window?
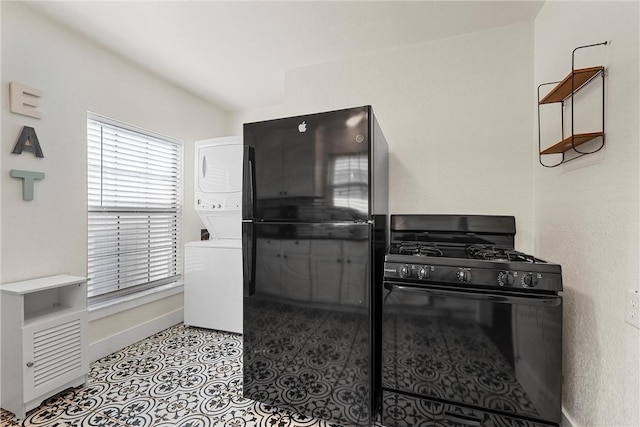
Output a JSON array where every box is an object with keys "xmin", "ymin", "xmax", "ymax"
[
  {"xmin": 330, "ymin": 153, "xmax": 369, "ymax": 213},
  {"xmin": 87, "ymin": 114, "xmax": 182, "ymax": 304}
]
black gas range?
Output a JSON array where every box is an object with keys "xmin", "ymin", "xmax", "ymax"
[
  {"xmin": 384, "ymin": 240, "xmax": 563, "ymax": 294},
  {"xmin": 380, "ymin": 215, "xmax": 563, "ymax": 427}
]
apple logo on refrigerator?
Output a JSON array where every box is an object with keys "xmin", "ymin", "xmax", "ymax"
[{"xmin": 298, "ymin": 121, "xmax": 307, "ymax": 133}]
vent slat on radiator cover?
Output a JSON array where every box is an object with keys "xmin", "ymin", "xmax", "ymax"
[{"xmin": 33, "ymin": 319, "xmax": 82, "ymax": 388}]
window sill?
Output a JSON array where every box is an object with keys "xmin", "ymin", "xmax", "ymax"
[{"xmin": 88, "ymin": 281, "xmax": 184, "ymax": 321}]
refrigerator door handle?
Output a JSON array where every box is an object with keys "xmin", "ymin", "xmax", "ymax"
[
  {"xmin": 242, "ymin": 223, "xmax": 256, "ymax": 297},
  {"xmin": 243, "ymin": 146, "xmax": 256, "ymax": 220}
]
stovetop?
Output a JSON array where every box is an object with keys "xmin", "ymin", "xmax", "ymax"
[
  {"xmin": 389, "ymin": 241, "xmax": 546, "ymax": 263},
  {"xmin": 384, "ymin": 215, "xmax": 563, "ymax": 293}
]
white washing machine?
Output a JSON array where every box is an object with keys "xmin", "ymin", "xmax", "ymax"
[
  {"xmin": 184, "ymin": 136, "xmax": 243, "ymax": 333},
  {"xmin": 184, "ymin": 239, "xmax": 242, "ymax": 333}
]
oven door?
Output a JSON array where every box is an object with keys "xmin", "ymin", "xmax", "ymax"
[{"xmin": 381, "ymin": 281, "xmax": 562, "ymax": 426}]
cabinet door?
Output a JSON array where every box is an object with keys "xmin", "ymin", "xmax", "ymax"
[
  {"xmin": 281, "ymin": 240, "xmax": 312, "ymax": 301},
  {"xmin": 22, "ymin": 311, "xmax": 87, "ymax": 402},
  {"xmin": 340, "ymin": 240, "xmax": 369, "ymax": 306},
  {"xmin": 310, "ymin": 240, "xmax": 343, "ymax": 304},
  {"xmin": 255, "ymin": 238, "xmax": 282, "ymax": 296}
]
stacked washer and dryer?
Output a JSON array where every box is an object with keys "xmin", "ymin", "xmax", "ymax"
[{"xmin": 183, "ymin": 136, "xmax": 243, "ymax": 334}]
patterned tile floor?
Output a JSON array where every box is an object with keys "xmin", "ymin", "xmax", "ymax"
[
  {"xmin": 243, "ymin": 297, "xmax": 372, "ymax": 427},
  {"xmin": 1, "ymin": 324, "xmax": 344, "ymax": 427}
]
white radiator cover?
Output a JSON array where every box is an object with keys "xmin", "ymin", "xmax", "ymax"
[{"xmin": 1, "ymin": 275, "xmax": 89, "ymax": 420}]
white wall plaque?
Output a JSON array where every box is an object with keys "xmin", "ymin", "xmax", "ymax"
[{"xmin": 9, "ymin": 82, "xmax": 42, "ymax": 119}]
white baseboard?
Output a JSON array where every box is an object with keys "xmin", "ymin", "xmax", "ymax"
[{"xmin": 88, "ymin": 308, "xmax": 183, "ymax": 363}]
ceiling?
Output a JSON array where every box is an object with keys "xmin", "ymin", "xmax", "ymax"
[{"xmin": 27, "ymin": 1, "xmax": 544, "ymax": 112}]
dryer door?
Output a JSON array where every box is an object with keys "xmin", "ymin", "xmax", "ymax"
[{"xmin": 196, "ymin": 139, "xmax": 243, "ymax": 195}]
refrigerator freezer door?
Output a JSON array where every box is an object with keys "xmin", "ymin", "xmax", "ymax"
[
  {"xmin": 243, "ymin": 106, "xmax": 372, "ymax": 222},
  {"xmin": 243, "ymin": 222, "xmax": 372, "ymax": 426}
]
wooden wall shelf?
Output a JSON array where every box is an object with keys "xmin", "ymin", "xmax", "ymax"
[
  {"xmin": 537, "ymin": 42, "xmax": 608, "ymax": 167},
  {"xmin": 539, "ymin": 67, "xmax": 604, "ymax": 104},
  {"xmin": 540, "ymin": 132, "xmax": 604, "ymax": 155}
]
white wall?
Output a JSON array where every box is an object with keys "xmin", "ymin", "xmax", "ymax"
[
  {"xmin": 231, "ymin": 22, "xmax": 537, "ymax": 251},
  {"xmin": 1, "ymin": 3, "xmax": 228, "ymax": 345},
  {"xmin": 534, "ymin": 2, "xmax": 640, "ymax": 426}
]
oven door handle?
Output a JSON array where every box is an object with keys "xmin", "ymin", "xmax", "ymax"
[{"xmin": 384, "ymin": 282, "xmax": 561, "ymax": 307}]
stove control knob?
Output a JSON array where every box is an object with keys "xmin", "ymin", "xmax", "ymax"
[
  {"xmin": 498, "ymin": 271, "xmax": 514, "ymax": 286},
  {"xmin": 457, "ymin": 269, "xmax": 471, "ymax": 283},
  {"xmin": 522, "ymin": 273, "xmax": 539, "ymax": 288},
  {"xmin": 418, "ymin": 266, "xmax": 430, "ymax": 280},
  {"xmin": 399, "ymin": 265, "xmax": 411, "ymax": 279}
]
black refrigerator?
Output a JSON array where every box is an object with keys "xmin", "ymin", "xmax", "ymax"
[{"xmin": 242, "ymin": 106, "xmax": 389, "ymax": 426}]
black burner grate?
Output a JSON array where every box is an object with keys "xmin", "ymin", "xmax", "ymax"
[
  {"xmin": 396, "ymin": 242, "xmax": 443, "ymax": 257},
  {"xmin": 465, "ymin": 245, "xmax": 541, "ymax": 263}
]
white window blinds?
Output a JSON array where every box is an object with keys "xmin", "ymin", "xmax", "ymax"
[
  {"xmin": 87, "ymin": 115, "xmax": 182, "ymax": 301},
  {"xmin": 330, "ymin": 153, "xmax": 369, "ymax": 214}
]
